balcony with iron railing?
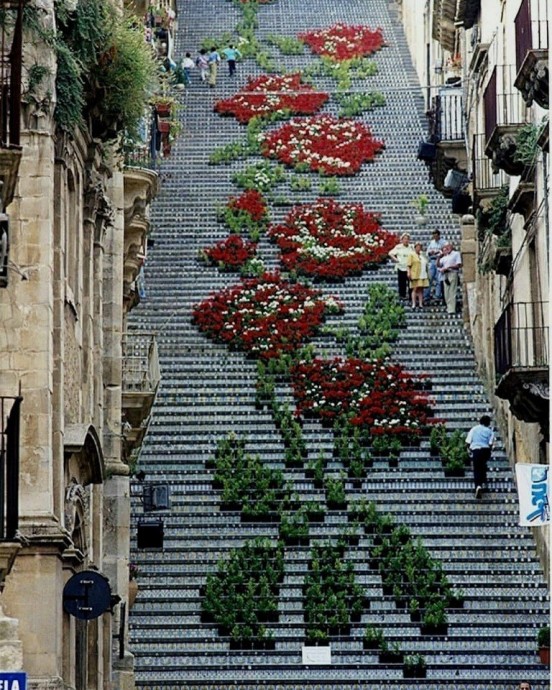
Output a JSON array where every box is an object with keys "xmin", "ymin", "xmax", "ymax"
[
  {"xmin": 121, "ymin": 332, "xmax": 161, "ymax": 458},
  {"xmin": 0, "ymin": 394, "xmax": 22, "ymax": 583},
  {"xmin": 483, "ymin": 65, "xmax": 531, "ymax": 176},
  {"xmin": 514, "ymin": 0, "xmax": 549, "ymax": 109},
  {"xmin": 471, "ymin": 132, "xmax": 509, "ymax": 206},
  {"xmin": 424, "ymin": 88, "xmax": 467, "ymax": 193},
  {"xmin": 494, "ymin": 301, "xmax": 549, "ymax": 438}
]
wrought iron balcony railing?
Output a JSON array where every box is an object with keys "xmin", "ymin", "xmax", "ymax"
[
  {"xmin": 429, "ymin": 88, "xmax": 465, "ymax": 143},
  {"xmin": 472, "ymin": 133, "xmax": 508, "ymax": 196},
  {"xmin": 494, "ymin": 301, "xmax": 549, "ymax": 378}
]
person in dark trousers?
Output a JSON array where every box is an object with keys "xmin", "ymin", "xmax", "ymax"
[
  {"xmin": 388, "ymin": 233, "xmax": 415, "ymax": 301},
  {"xmin": 222, "ymin": 44, "xmax": 242, "ymax": 76},
  {"xmin": 466, "ymin": 414, "xmax": 494, "ymax": 499}
]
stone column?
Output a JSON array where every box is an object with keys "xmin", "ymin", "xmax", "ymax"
[{"xmin": 459, "ymin": 213, "xmax": 476, "ymax": 328}]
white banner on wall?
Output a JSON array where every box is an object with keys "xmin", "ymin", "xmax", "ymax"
[{"xmin": 515, "ymin": 463, "xmax": 550, "ymax": 526}]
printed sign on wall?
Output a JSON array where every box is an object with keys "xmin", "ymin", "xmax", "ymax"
[{"xmin": 515, "ymin": 463, "xmax": 550, "ymax": 526}]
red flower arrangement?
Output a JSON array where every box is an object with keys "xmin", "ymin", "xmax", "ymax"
[
  {"xmin": 202, "ymin": 235, "xmax": 257, "ymax": 270},
  {"xmin": 299, "ymin": 23, "xmax": 386, "ymax": 61},
  {"xmin": 192, "ymin": 272, "xmax": 343, "ymax": 360},
  {"xmin": 268, "ymin": 198, "xmax": 398, "ymax": 279},
  {"xmin": 214, "ymin": 74, "xmax": 329, "ymax": 123},
  {"xmin": 261, "ymin": 115, "xmax": 384, "ymax": 175},
  {"xmin": 218, "ymin": 189, "xmax": 270, "ymax": 239},
  {"xmin": 227, "ymin": 189, "xmax": 268, "ymax": 222},
  {"xmin": 291, "ymin": 357, "xmax": 432, "ymax": 436}
]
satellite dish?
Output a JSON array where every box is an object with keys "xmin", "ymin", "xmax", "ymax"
[{"xmin": 63, "ymin": 570, "xmax": 112, "ymax": 620}]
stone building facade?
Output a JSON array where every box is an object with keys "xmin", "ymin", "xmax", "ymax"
[
  {"xmin": 0, "ymin": 0, "xmax": 161, "ymax": 688},
  {"xmin": 398, "ymin": 0, "xmax": 549, "ymax": 574}
]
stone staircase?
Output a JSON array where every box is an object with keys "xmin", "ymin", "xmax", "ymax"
[{"xmin": 128, "ymin": 0, "xmax": 550, "ymax": 687}]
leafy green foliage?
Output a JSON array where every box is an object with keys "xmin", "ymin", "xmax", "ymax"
[
  {"xmin": 232, "ymin": 161, "xmax": 287, "ymax": 193},
  {"xmin": 336, "ymin": 91, "xmax": 385, "ymax": 117},
  {"xmin": 342, "ymin": 284, "xmax": 405, "ymax": 359},
  {"xmin": 304, "ymin": 542, "xmax": 365, "ymax": 641},
  {"xmin": 212, "ymin": 435, "xmax": 287, "ymax": 519},
  {"xmin": 89, "ymin": 17, "xmax": 157, "ymax": 138},
  {"xmin": 202, "ymin": 538, "xmax": 284, "ymax": 645},
  {"xmin": 54, "ymin": 40, "xmax": 85, "ymax": 130},
  {"xmin": 266, "ymin": 34, "xmax": 305, "ymax": 55},
  {"xmin": 303, "ymin": 56, "xmax": 378, "ymax": 90}
]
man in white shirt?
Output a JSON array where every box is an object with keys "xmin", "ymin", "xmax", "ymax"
[
  {"xmin": 437, "ymin": 242, "xmax": 462, "ymax": 314},
  {"xmin": 466, "ymin": 414, "xmax": 494, "ymax": 498},
  {"xmin": 424, "ymin": 229, "xmax": 446, "ymax": 303}
]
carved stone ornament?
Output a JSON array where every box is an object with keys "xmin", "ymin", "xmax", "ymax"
[
  {"xmin": 64, "ymin": 478, "xmax": 86, "ymax": 535},
  {"xmin": 522, "ymin": 381, "xmax": 550, "ymax": 400}
]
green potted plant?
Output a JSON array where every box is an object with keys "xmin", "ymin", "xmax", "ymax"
[
  {"xmin": 379, "ymin": 640, "xmax": 403, "ymax": 664},
  {"xmin": 403, "ymin": 653, "xmax": 427, "ymax": 678},
  {"xmin": 409, "ymin": 597, "xmax": 421, "ymax": 622},
  {"xmin": 412, "ymin": 194, "xmax": 429, "ymax": 225},
  {"xmin": 421, "ymin": 600, "xmax": 448, "ymax": 636},
  {"xmin": 537, "ymin": 625, "xmax": 550, "ymax": 665},
  {"xmin": 429, "ymin": 423, "xmax": 447, "ymax": 456},
  {"xmin": 363, "ymin": 625, "xmax": 384, "ymax": 650}
]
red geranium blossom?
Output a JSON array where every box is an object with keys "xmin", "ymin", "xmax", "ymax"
[
  {"xmin": 261, "ymin": 115, "xmax": 384, "ymax": 176},
  {"xmin": 202, "ymin": 235, "xmax": 257, "ymax": 269},
  {"xmin": 291, "ymin": 357, "xmax": 432, "ymax": 436},
  {"xmin": 268, "ymin": 198, "xmax": 398, "ymax": 278},
  {"xmin": 214, "ymin": 74, "xmax": 329, "ymax": 123},
  {"xmin": 192, "ymin": 272, "xmax": 343, "ymax": 360},
  {"xmin": 227, "ymin": 189, "xmax": 268, "ymax": 222},
  {"xmin": 299, "ymin": 23, "xmax": 386, "ymax": 61}
]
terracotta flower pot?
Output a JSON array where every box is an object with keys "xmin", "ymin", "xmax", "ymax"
[
  {"xmin": 539, "ymin": 646, "xmax": 550, "ymax": 666},
  {"xmin": 128, "ymin": 579, "xmax": 139, "ymax": 608},
  {"xmin": 155, "ymin": 103, "xmax": 171, "ymax": 116}
]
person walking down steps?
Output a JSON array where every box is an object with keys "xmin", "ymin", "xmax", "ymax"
[
  {"xmin": 466, "ymin": 415, "xmax": 494, "ymax": 499},
  {"xmin": 222, "ymin": 44, "xmax": 242, "ymax": 76},
  {"xmin": 207, "ymin": 46, "xmax": 221, "ymax": 87}
]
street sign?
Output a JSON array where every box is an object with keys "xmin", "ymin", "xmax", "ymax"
[
  {"xmin": 63, "ymin": 570, "xmax": 112, "ymax": 620},
  {"xmin": 0, "ymin": 673, "xmax": 27, "ymax": 690}
]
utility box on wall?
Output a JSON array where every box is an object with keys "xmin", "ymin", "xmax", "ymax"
[{"xmin": 137, "ymin": 519, "xmax": 164, "ymax": 550}]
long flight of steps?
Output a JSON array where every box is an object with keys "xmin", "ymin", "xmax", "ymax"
[{"xmin": 128, "ymin": 0, "xmax": 550, "ymax": 687}]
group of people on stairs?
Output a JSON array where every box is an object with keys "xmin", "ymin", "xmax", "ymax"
[
  {"xmin": 388, "ymin": 229, "xmax": 462, "ymax": 313},
  {"xmin": 180, "ymin": 44, "xmax": 242, "ymax": 87}
]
